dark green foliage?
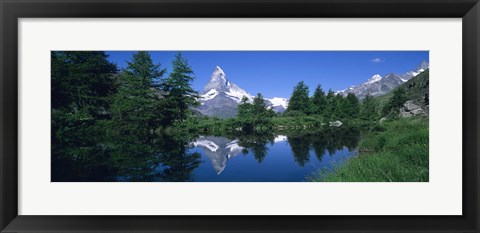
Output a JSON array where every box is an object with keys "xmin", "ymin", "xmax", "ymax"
[
  {"xmin": 236, "ymin": 94, "xmax": 274, "ymax": 132},
  {"xmin": 51, "ymin": 110, "xmax": 116, "ymax": 181},
  {"xmin": 287, "ymin": 136, "xmax": 311, "ymax": 167},
  {"xmin": 153, "ymin": 134, "xmax": 202, "ymax": 182},
  {"xmin": 51, "ymin": 51, "xmax": 119, "ymax": 181},
  {"xmin": 343, "ymin": 93, "xmax": 360, "ymax": 119},
  {"xmin": 110, "ymin": 51, "xmax": 166, "ymax": 134},
  {"xmin": 324, "ymin": 89, "xmax": 337, "ymax": 120},
  {"xmin": 286, "ymin": 81, "xmax": 311, "ymax": 115},
  {"xmin": 333, "ymin": 94, "xmax": 345, "ymax": 119},
  {"xmin": 236, "ymin": 96, "xmax": 255, "ymax": 132},
  {"xmin": 51, "ymin": 51, "xmax": 117, "ymax": 114},
  {"xmin": 286, "ymin": 127, "xmax": 361, "ymax": 166},
  {"xmin": 360, "ymin": 94, "xmax": 378, "ymax": 121},
  {"xmin": 54, "ymin": 124, "xmax": 202, "ymax": 181},
  {"xmin": 382, "ymin": 87, "xmax": 407, "ymax": 117},
  {"xmin": 51, "ymin": 51, "xmax": 202, "ymax": 182},
  {"xmin": 236, "ymin": 133, "xmax": 275, "ymax": 163},
  {"xmin": 311, "ymin": 84, "xmax": 327, "ymax": 116},
  {"xmin": 401, "ymin": 69, "xmax": 429, "ymax": 107},
  {"xmin": 161, "ymin": 53, "xmax": 200, "ymax": 124}
]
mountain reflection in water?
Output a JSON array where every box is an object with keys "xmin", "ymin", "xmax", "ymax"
[
  {"xmin": 192, "ymin": 136, "xmax": 245, "ymax": 174},
  {"xmin": 52, "ymin": 127, "xmax": 362, "ymax": 182}
]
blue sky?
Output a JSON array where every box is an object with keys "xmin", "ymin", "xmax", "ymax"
[{"xmin": 105, "ymin": 51, "xmax": 429, "ymax": 99}]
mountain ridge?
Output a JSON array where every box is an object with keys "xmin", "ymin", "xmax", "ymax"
[{"xmin": 336, "ymin": 61, "xmax": 429, "ymax": 99}]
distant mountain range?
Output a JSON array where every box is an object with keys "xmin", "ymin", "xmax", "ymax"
[
  {"xmin": 195, "ymin": 61, "xmax": 429, "ymax": 118},
  {"xmin": 336, "ymin": 61, "xmax": 429, "ymax": 99},
  {"xmin": 196, "ymin": 66, "xmax": 288, "ymax": 118}
]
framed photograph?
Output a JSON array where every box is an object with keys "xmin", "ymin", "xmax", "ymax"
[{"xmin": 1, "ymin": 0, "xmax": 478, "ymax": 232}]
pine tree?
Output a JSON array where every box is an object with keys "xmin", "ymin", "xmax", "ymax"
[
  {"xmin": 51, "ymin": 51, "xmax": 117, "ymax": 114},
  {"xmin": 311, "ymin": 84, "xmax": 327, "ymax": 116},
  {"xmin": 111, "ymin": 51, "xmax": 166, "ymax": 134},
  {"xmin": 361, "ymin": 94, "xmax": 378, "ymax": 121},
  {"xmin": 252, "ymin": 93, "xmax": 267, "ymax": 115},
  {"xmin": 333, "ymin": 94, "xmax": 346, "ymax": 119},
  {"xmin": 382, "ymin": 87, "xmax": 407, "ymax": 117},
  {"xmin": 237, "ymin": 96, "xmax": 253, "ymax": 118},
  {"xmin": 237, "ymin": 94, "xmax": 274, "ymax": 132},
  {"xmin": 253, "ymin": 93, "xmax": 275, "ymax": 122},
  {"xmin": 324, "ymin": 89, "xmax": 336, "ymax": 120},
  {"xmin": 161, "ymin": 52, "xmax": 199, "ymax": 123},
  {"xmin": 343, "ymin": 93, "xmax": 360, "ymax": 119},
  {"xmin": 237, "ymin": 96, "xmax": 255, "ymax": 132},
  {"xmin": 286, "ymin": 81, "xmax": 311, "ymax": 115},
  {"xmin": 51, "ymin": 51, "xmax": 118, "ymax": 168}
]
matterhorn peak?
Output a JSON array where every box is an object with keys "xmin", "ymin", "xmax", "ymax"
[
  {"xmin": 204, "ymin": 66, "xmax": 229, "ymax": 92},
  {"xmin": 213, "ymin": 66, "xmax": 226, "ymax": 77}
]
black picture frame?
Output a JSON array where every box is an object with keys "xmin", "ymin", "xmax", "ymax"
[{"xmin": 1, "ymin": 0, "xmax": 479, "ymax": 232}]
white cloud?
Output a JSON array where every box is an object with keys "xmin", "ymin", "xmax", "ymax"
[{"xmin": 371, "ymin": 58, "xmax": 382, "ymax": 63}]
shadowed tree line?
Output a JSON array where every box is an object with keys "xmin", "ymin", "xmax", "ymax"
[
  {"xmin": 285, "ymin": 81, "xmax": 378, "ymax": 122},
  {"xmin": 216, "ymin": 127, "xmax": 361, "ymax": 167},
  {"xmin": 51, "ymin": 51, "xmax": 202, "ymax": 181}
]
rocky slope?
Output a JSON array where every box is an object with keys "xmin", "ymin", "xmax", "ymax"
[{"xmin": 337, "ymin": 61, "xmax": 429, "ymax": 99}]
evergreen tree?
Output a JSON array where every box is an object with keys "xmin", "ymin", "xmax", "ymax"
[
  {"xmin": 361, "ymin": 94, "xmax": 378, "ymax": 121},
  {"xmin": 343, "ymin": 93, "xmax": 360, "ymax": 119},
  {"xmin": 161, "ymin": 53, "xmax": 199, "ymax": 123},
  {"xmin": 253, "ymin": 93, "xmax": 274, "ymax": 117},
  {"xmin": 382, "ymin": 87, "xmax": 407, "ymax": 117},
  {"xmin": 51, "ymin": 51, "xmax": 117, "ymax": 114},
  {"xmin": 311, "ymin": 84, "xmax": 327, "ymax": 116},
  {"xmin": 286, "ymin": 81, "xmax": 311, "ymax": 115},
  {"xmin": 237, "ymin": 96, "xmax": 253, "ymax": 118},
  {"xmin": 237, "ymin": 96, "xmax": 255, "ymax": 132},
  {"xmin": 333, "ymin": 94, "xmax": 346, "ymax": 119},
  {"xmin": 111, "ymin": 51, "xmax": 166, "ymax": 134},
  {"xmin": 51, "ymin": 51, "xmax": 118, "ymax": 171},
  {"xmin": 253, "ymin": 93, "xmax": 267, "ymax": 115},
  {"xmin": 323, "ymin": 89, "xmax": 336, "ymax": 120},
  {"xmin": 237, "ymin": 94, "xmax": 274, "ymax": 132}
]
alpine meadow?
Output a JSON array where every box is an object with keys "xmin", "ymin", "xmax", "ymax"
[{"xmin": 51, "ymin": 51, "xmax": 429, "ymax": 182}]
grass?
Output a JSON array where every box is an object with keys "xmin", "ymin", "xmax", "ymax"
[{"xmin": 310, "ymin": 117, "xmax": 429, "ymax": 182}]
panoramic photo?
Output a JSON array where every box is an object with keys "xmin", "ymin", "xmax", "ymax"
[{"xmin": 51, "ymin": 51, "xmax": 429, "ymax": 182}]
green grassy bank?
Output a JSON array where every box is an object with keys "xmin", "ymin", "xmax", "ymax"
[{"xmin": 310, "ymin": 117, "xmax": 429, "ymax": 182}]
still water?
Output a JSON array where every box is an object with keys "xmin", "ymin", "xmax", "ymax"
[
  {"xmin": 52, "ymin": 127, "xmax": 361, "ymax": 182},
  {"xmin": 190, "ymin": 135, "xmax": 355, "ymax": 182}
]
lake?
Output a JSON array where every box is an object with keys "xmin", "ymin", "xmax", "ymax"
[{"xmin": 52, "ymin": 127, "xmax": 362, "ymax": 182}]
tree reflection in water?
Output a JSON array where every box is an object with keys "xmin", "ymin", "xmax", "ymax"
[
  {"xmin": 52, "ymin": 126, "xmax": 362, "ymax": 182},
  {"xmin": 52, "ymin": 129, "xmax": 202, "ymax": 182}
]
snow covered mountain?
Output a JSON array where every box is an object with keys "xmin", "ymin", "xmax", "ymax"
[
  {"xmin": 197, "ymin": 66, "xmax": 289, "ymax": 118},
  {"xmin": 336, "ymin": 61, "xmax": 429, "ymax": 99}
]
